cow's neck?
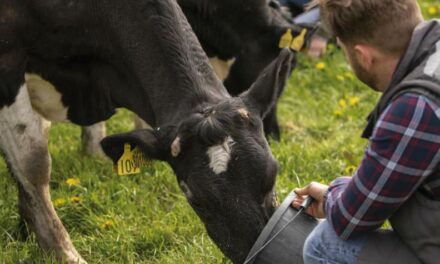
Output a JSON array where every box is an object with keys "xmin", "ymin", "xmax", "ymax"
[{"xmin": 104, "ymin": 0, "xmax": 229, "ymax": 126}]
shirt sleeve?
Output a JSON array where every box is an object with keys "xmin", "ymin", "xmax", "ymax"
[{"xmin": 325, "ymin": 93, "xmax": 440, "ymax": 240}]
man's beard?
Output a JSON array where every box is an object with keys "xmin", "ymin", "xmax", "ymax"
[{"xmin": 351, "ymin": 56, "xmax": 380, "ymax": 91}]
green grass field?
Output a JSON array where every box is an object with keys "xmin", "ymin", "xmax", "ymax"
[{"xmin": 0, "ymin": 2, "xmax": 438, "ymax": 263}]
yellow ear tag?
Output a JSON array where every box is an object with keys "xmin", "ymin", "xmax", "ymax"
[
  {"xmin": 115, "ymin": 143, "xmax": 141, "ymax": 176},
  {"xmin": 290, "ymin": 29, "xmax": 307, "ymax": 52},
  {"xmin": 278, "ymin": 29, "xmax": 293, "ymax": 49}
]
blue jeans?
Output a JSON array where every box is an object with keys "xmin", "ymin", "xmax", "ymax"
[{"xmin": 303, "ymin": 220, "xmax": 368, "ymax": 264}]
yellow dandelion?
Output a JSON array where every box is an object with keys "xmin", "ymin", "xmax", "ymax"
[
  {"xmin": 333, "ymin": 109, "xmax": 343, "ymax": 117},
  {"xmin": 53, "ymin": 198, "xmax": 66, "ymax": 207},
  {"xmin": 344, "ymin": 165, "xmax": 357, "ymax": 175},
  {"xmin": 315, "ymin": 62, "xmax": 326, "ymax": 70},
  {"xmin": 336, "ymin": 74, "xmax": 345, "ymax": 81},
  {"xmin": 348, "ymin": 96, "xmax": 360, "ymax": 106},
  {"xmin": 428, "ymin": 6, "xmax": 438, "ymax": 15},
  {"xmin": 70, "ymin": 196, "xmax": 81, "ymax": 203},
  {"xmin": 65, "ymin": 178, "xmax": 80, "ymax": 186},
  {"xmin": 100, "ymin": 220, "xmax": 114, "ymax": 229},
  {"xmin": 338, "ymin": 99, "xmax": 347, "ymax": 108}
]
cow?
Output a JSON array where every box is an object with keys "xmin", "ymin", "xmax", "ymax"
[
  {"xmin": 80, "ymin": 0, "xmax": 308, "ymax": 157},
  {"xmin": 0, "ymin": 0, "xmax": 293, "ymax": 263}
]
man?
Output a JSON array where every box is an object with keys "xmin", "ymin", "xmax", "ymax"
[{"xmin": 292, "ymin": 0, "xmax": 440, "ymax": 263}]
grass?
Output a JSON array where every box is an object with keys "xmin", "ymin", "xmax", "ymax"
[{"xmin": 0, "ymin": 1, "xmax": 438, "ymax": 263}]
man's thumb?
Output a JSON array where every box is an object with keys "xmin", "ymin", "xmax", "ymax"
[{"xmin": 294, "ymin": 186, "xmax": 309, "ymax": 196}]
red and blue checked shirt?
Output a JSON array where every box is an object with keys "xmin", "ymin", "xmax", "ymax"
[{"xmin": 325, "ymin": 93, "xmax": 440, "ymax": 240}]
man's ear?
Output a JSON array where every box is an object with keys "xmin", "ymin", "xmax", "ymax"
[
  {"xmin": 239, "ymin": 48, "xmax": 294, "ymax": 118},
  {"xmin": 101, "ymin": 128, "xmax": 174, "ymax": 163},
  {"xmin": 353, "ymin": 44, "xmax": 374, "ymax": 71}
]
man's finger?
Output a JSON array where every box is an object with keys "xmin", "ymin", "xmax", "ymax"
[{"xmin": 292, "ymin": 198, "xmax": 302, "ymax": 205}]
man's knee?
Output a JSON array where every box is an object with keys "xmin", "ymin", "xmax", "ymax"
[{"xmin": 303, "ymin": 220, "xmax": 368, "ymax": 264}]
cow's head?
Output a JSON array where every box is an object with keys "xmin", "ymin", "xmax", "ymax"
[{"xmin": 102, "ymin": 49, "xmax": 292, "ymax": 264}]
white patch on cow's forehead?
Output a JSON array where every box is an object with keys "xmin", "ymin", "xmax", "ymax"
[
  {"xmin": 179, "ymin": 181, "xmax": 193, "ymax": 199},
  {"xmin": 209, "ymin": 57, "xmax": 236, "ymax": 81},
  {"xmin": 207, "ymin": 136, "xmax": 235, "ymax": 174},
  {"xmin": 424, "ymin": 40, "xmax": 440, "ymax": 79},
  {"xmin": 25, "ymin": 73, "xmax": 68, "ymax": 122}
]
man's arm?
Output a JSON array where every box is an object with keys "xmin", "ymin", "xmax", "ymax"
[{"xmin": 326, "ymin": 93, "xmax": 440, "ymax": 239}]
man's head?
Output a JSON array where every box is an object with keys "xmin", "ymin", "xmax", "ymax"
[{"xmin": 313, "ymin": 0, "xmax": 423, "ymax": 91}]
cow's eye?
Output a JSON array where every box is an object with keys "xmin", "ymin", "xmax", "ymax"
[{"xmin": 247, "ymin": 114, "xmax": 260, "ymax": 129}]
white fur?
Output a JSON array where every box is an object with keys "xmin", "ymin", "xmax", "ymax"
[
  {"xmin": 81, "ymin": 122, "xmax": 106, "ymax": 157},
  {"xmin": 26, "ymin": 73, "xmax": 68, "ymax": 122},
  {"xmin": 0, "ymin": 84, "xmax": 49, "ymax": 189},
  {"xmin": 207, "ymin": 136, "xmax": 234, "ymax": 174},
  {"xmin": 424, "ymin": 41, "xmax": 440, "ymax": 79},
  {"xmin": 0, "ymin": 84, "xmax": 85, "ymax": 263},
  {"xmin": 209, "ymin": 57, "xmax": 236, "ymax": 81}
]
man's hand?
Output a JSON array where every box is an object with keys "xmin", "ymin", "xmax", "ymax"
[{"xmin": 292, "ymin": 182, "xmax": 328, "ymax": 219}]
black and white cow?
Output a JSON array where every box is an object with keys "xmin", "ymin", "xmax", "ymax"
[
  {"xmin": 80, "ymin": 0, "xmax": 303, "ymax": 157},
  {"xmin": 0, "ymin": 0, "xmax": 293, "ymax": 263}
]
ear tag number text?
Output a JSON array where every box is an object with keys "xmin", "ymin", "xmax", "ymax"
[{"xmin": 114, "ymin": 143, "xmax": 142, "ymax": 176}]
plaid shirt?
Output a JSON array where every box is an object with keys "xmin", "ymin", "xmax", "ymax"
[{"xmin": 325, "ymin": 93, "xmax": 440, "ymax": 240}]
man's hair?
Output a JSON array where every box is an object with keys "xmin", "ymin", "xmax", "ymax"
[{"xmin": 312, "ymin": 0, "xmax": 423, "ymax": 54}]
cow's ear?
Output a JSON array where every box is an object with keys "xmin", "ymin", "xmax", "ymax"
[
  {"xmin": 101, "ymin": 128, "xmax": 175, "ymax": 163},
  {"xmin": 240, "ymin": 48, "xmax": 293, "ymax": 118}
]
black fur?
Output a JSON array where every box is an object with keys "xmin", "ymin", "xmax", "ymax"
[{"xmin": 179, "ymin": 0, "xmax": 298, "ymax": 140}]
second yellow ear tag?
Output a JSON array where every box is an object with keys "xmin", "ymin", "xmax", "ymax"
[
  {"xmin": 115, "ymin": 143, "xmax": 141, "ymax": 176},
  {"xmin": 279, "ymin": 29, "xmax": 293, "ymax": 49},
  {"xmin": 290, "ymin": 29, "xmax": 307, "ymax": 52}
]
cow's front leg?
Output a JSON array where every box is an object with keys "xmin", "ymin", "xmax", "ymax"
[
  {"xmin": 81, "ymin": 122, "xmax": 106, "ymax": 157},
  {"xmin": 0, "ymin": 84, "xmax": 86, "ymax": 264}
]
